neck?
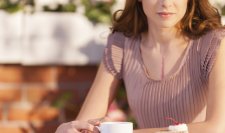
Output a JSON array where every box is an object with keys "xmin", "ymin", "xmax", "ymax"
[
  {"xmin": 148, "ymin": 27, "xmax": 181, "ymax": 46},
  {"xmin": 141, "ymin": 27, "xmax": 188, "ymax": 55}
]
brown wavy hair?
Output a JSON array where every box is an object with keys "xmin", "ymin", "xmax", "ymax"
[{"xmin": 111, "ymin": 0, "xmax": 224, "ymax": 39}]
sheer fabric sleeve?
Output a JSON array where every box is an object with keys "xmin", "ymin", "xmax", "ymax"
[
  {"xmin": 103, "ymin": 32, "xmax": 125, "ymax": 79},
  {"xmin": 200, "ymin": 29, "xmax": 225, "ymax": 79}
]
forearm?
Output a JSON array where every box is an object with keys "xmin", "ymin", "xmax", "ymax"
[
  {"xmin": 134, "ymin": 121, "xmax": 224, "ymax": 133},
  {"xmin": 76, "ymin": 99, "xmax": 107, "ymax": 121},
  {"xmin": 76, "ymin": 63, "xmax": 121, "ymax": 121},
  {"xmin": 76, "ymin": 89, "xmax": 109, "ymax": 121},
  {"xmin": 187, "ymin": 121, "xmax": 224, "ymax": 133}
]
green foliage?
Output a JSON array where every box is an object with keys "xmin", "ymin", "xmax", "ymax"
[
  {"xmin": 0, "ymin": 0, "xmax": 23, "ymax": 13},
  {"xmin": 0, "ymin": 0, "xmax": 77, "ymax": 13},
  {"xmin": 43, "ymin": 3, "xmax": 76, "ymax": 13},
  {"xmin": 0, "ymin": 0, "xmax": 115, "ymax": 24},
  {"xmin": 81, "ymin": 0, "xmax": 115, "ymax": 24},
  {"xmin": 52, "ymin": 92, "xmax": 73, "ymax": 109},
  {"xmin": 222, "ymin": 5, "xmax": 225, "ymax": 15}
]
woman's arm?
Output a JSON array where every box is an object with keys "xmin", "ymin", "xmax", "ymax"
[
  {"xmin": 134, "ymin": 37, "xmax": 225, "ymax": 133},
  {"xmin": 76, "ymin": 61, "xmax": 122, "ymax": 121},
  {"xmin": 55, "ymin": 61, "xmax": 122, "ymax": 133}
]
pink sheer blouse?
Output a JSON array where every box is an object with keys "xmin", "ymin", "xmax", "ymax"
[{"xmin": 103, "ymin": 29, "xmax": 225, "ymax": 128}]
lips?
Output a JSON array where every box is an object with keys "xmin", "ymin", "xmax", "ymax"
[{"xmin": 157, "ymin": 12, "xmax": 175, "ymax": 18}]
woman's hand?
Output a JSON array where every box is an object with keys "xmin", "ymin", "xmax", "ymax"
[
  {"xmin": 81, "ymin": 117, "xmax": 111, "ymax": 133},
  {"xmin": 55, "ymin": 117, "xmax": 110, "ymax": 133},
  {"xmin": 55, "ymin": 120, "xmax": 97, "ymax": 133}
]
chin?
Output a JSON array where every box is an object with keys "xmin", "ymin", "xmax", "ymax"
[{"xmin": 157, "ymin": 21, "xmax": 178, "ymax": 29}]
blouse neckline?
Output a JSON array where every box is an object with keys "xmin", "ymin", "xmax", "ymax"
[{"xmin": 136, "ymin": 36, "xmax": 194, "ymax": 82}]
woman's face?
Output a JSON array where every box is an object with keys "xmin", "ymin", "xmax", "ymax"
[{"xmin": 141, "ymin": 0, "xmax": 188, "ymax": 29}]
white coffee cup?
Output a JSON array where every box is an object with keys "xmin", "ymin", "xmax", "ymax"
[{"xmin": 97, "ymin": 122, "xmax": 133, "ymax": 133}]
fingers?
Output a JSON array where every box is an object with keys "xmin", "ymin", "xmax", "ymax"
[
  {"xmin": 55, "ymin": 121, "xmax": 96, "ymax": 133},
  {"xmin": 86, "ymin": 117, "xmax": 111, "ymax": 133},
  {"xmin": 56, "ymin": 117, "xmax": 111, "ymax": 133},
  {"xmin": 80, "ymin": 126, "xmax": 100, "ymax": 133},
  {"xmin": 55, "ymin": 123, "xmax": 81, "ymax": 133},
  {"xmin": 80, "ymin": 130, "xmax": 92, "ymax": 133},
  {"xmin": 72, "ymin": 121, "xmax": 95, "ymax": 132},
  {"xmin": 88, "ymin": 119, "xmax": 101, "ymax": 126},
  {"xmin": 93, "ymin": 126, "xmax": 100, "ymax": 133}
]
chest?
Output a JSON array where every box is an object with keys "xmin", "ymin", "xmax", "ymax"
[
  {"xmin": 122, "ymin": 38, "xmax": 203, "ymax": 98},
  {"xmin": 121, "ymin": 37, "xmax": 210, "ymax": 127},
  {"xmin": 140, "ymin": 42, "xmax": 191, "ymax": 80}
]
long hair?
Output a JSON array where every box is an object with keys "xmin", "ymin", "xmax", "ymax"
[{"xmin": 111, "ymin": 0, "xmax": 224, "ymax": 39}]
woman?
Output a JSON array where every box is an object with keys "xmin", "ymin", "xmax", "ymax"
[{"xmin": 56, "ymin": 0, "xmax": 225, "ymax": 132}]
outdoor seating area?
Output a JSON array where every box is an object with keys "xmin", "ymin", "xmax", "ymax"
[
  {"xmin": 0, "ymin": 0, "xmax": 126, "ymax": 132},
  {"xmin": 0, "ymin": 0, "xmax": 224, "ymax": 133}
]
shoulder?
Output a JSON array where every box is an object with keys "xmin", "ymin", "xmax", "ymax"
[
  {"xmin": 200, "ymin": 28, "xmax": 225, "ymax": 41},
  {"xmin": 219, "ymin": 32, "xmax": 225, "ymax": 54},
  {"xmin": 107, "ymin": 31, "xmax": 138, "ymax": 46},
  {"xmin": 199, "ymin": 28, "xmax": 225, "ymax": 78},
  {"xmin": 198, "ymin": 28, "xmax": 225, "ymax": 52},
  {"xmin": 104, "ymin": 32, "xmax": 126, "ymax": 79},
  {"xmin": 107, "ymin": 32, "xmax": 126, "ymax": 46}
]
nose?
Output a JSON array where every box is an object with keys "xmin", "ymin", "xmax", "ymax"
[{"xmin": 161, "ymin": 0, "xmax": 173, "ymax": 8}]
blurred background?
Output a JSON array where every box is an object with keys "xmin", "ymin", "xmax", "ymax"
[{"xmin": 0, "ymin": 0, "xmax": 224, "ymax": 133}]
